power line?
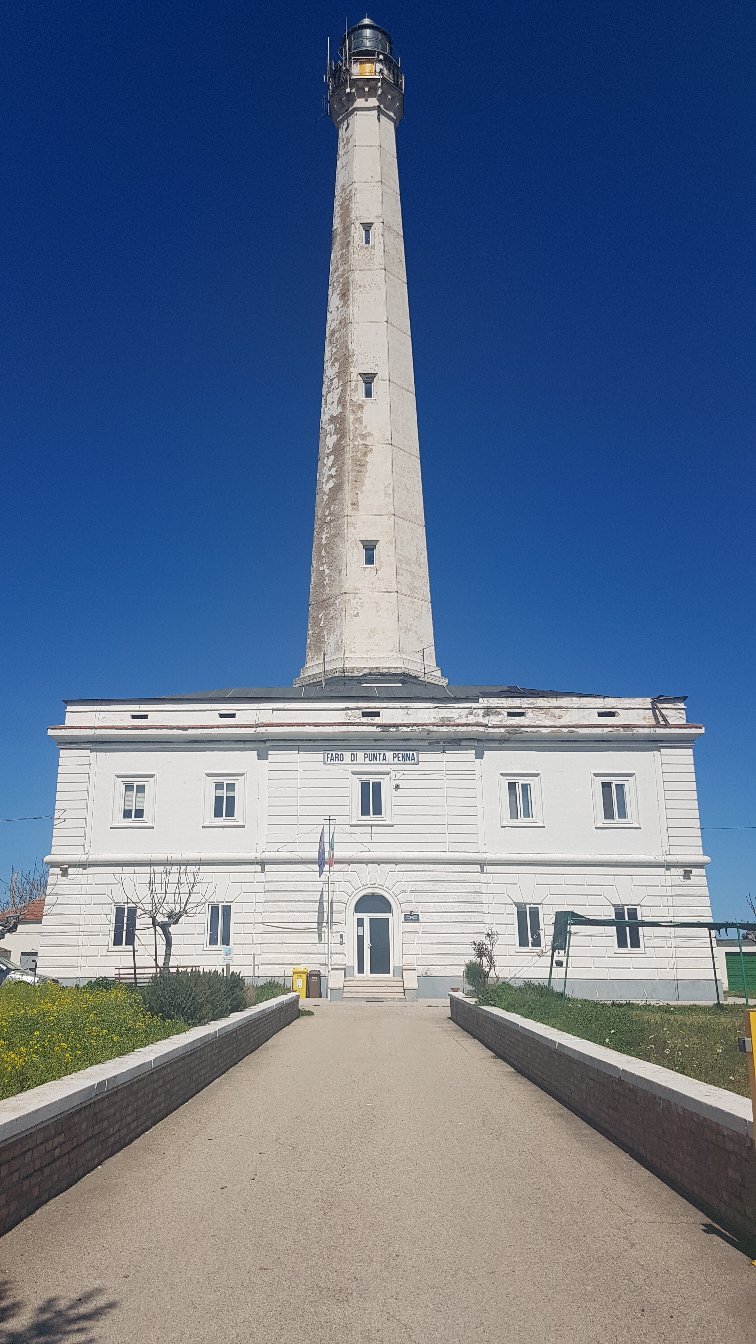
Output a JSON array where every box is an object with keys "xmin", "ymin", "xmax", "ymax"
[{"xmin": 0, "ymin": 815, "xmax": 55, "ymax": 824}]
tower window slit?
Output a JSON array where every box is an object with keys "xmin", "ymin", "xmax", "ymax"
[{"xmin": 361, "ymin": 374, "xmax": 375, "ymax": 399}]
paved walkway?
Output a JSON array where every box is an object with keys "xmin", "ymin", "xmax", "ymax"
[{"xmin": 1, "ymin": 1003, "xmax": 754, "ymax": 1342}]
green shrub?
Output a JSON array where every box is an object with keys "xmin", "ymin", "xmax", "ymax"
[
  {"xmin": 251, "ymin": 980, "xmax": 288, "ymax": 1004},
  {"xmin": 83, "ymin": 976, "xmax": 119, "ymax": 991},
  {"xmin": 464, "ymin": 959, "xmax": 487, "ymax": 996},
  {"xmin": 140, "ymin": 970, "xmax": 246, "ymax": 1027}
]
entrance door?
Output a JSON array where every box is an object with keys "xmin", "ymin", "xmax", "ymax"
[{"xmin": 354, "ymin": 893, "xmax": 393, "ymax": 976}]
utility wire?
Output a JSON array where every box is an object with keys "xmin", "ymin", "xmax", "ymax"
[{"xmin": 0, "ymin": 814, "xmax": 56, "ymax": 824}]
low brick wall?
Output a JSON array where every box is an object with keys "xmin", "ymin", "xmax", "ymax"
[
  {"xmin": 0, "ymin": 993, "xmax": 299, "ymax": 1237},
  {"xmin": 450, "ymin": 992, "xmax": 755, "ymax": 1245}
]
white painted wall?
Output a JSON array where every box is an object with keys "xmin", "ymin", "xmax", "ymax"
[{"xmin": 37, "ymin": 695, "xmax": 714, "ymax": 995}]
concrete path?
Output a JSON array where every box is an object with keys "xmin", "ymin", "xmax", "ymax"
[{"xmin": 1, "ymin": 1002, "xmax": 754, "ymax": 1342}]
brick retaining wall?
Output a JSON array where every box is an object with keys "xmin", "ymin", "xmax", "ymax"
[
  {"xmin": 450, "ymin": 992, "xmax": 755, "ymax": 1246},
  {"xmin": 0, "ymin": 993, "xmax": 299, "ymax": 1237}
]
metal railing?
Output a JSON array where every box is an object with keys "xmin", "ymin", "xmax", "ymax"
[{"xmin": 328, "ymin": 52, "xmax": 404, "ymax": 96}]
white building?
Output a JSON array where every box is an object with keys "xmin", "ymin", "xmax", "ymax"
[{"xmin": 38, "ymin": 19, "xmax": 715, "ymax": 999}]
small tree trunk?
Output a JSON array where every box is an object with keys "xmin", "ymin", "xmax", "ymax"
[{"xmin": 158, "ymin": 921, "xmax": 173, "ymax": 974}]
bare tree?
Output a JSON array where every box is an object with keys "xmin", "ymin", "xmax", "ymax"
[
  {"xmin": 118, "ymin": 863, "xmax": 212, "ymax": 973},
  {"xmin": 0, "ymin": 864, "xmax": 48, "ymax": 942}
]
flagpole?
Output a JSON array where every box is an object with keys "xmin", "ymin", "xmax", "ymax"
[{"xmin": 325, "ymin": 814, "xmax": 334, "ymax": 1000}]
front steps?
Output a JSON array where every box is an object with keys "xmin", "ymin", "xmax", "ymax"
[{"xmin": 341, "ymin": 977, "xmax": 405, "ymax": 1002}]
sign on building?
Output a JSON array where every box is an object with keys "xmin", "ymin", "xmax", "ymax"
[{"xmin": 322, "ymin": 749, "xmax": 419, "ymax": 765}]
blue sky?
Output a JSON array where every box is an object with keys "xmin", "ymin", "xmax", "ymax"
[{"xmin": 2, "ymin": 2, "xmax": 754, "ymax": 918}]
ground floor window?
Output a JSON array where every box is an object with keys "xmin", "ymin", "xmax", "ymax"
[
  {"xmin": 113, "ymin": 904, "xmax": 137, "ymax": 947},
  {"xmin": 516, "ymin": 903, "xmax": 541, "ymax": 948},
  {"xmin": 207, "ymin": 903, "xmax": 232, "ymax": 947},
  {"xmin": 614, "ymin": 905, "xmax": 641, "ymax": 950}
]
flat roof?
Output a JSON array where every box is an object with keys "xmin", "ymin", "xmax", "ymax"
[{"xmin": 65, "ymin": 678, "xmax": 686, "ymax": 706}]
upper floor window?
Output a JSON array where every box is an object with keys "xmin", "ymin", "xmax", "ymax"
[
  {"xmin": 360, "ymin": 778, "xmax": 384, "ymax": 819},
  {"xmin": 362, "ymin": 541, "xmax": 377, "ymax": 567},
  {"xmin": 362, "ymin": 222, "xmax": 373, "ymax": 244},
  {"xmin": 595, "ymin": 775, "xmax": 636, "ymax": 826},
  {"xmin": 123, "ymin": 782, "xmax": 146, "ymax": 821},
  {"xmin": 214, "ymin": 780, "xmax": 236, "ymax": 820},
  {"xmin": 352, "ymin": 774, "xmax": 390, "ymax": 823},
  {"xmin": 207, "ymin": 903, "xmax": 232, "ymax": 948},
  {"xmin": 113, "ymin": 904, "xmax": 137, "ymax": 947},
  {"xmin": 113, "ymin": 776, "xmax": 154, "ymax": 827},
  {"xmin": 516, "ymin": 903, "xmax": 542, "ymax": 949},
  {"xmin": 361, "ymin": 374, "xmax": 375, "ymax": 399},
  {"xmin": 614, "ymin": 905, "xmax": 641, "ymax": 950},
  {"xmin": 501, "ymin": 775, "xmax": 542, "ymax": 826},
  {"xmin": 205, "ymin": 775, "xmax": 245, "ymax": 826}
]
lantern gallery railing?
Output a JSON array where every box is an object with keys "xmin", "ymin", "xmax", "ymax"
[{"xmin": 328, "ymin": 52, "xmax": 403, "ymax": 96}]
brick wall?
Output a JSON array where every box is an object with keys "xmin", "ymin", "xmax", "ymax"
[
  {"xmin": 0, "ymin": 993, "xmax": 299, "ymax": 1237},
  {"xmin": 450, "ymin": 993, "xmax": 755, "ymax": 1246}
]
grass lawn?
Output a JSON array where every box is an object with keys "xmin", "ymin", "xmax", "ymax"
[
  {"xmin": 0, "ymin": 982, "xmax": 184, "ymax": 1100},
  {"xmin": 479, "ymin": 982, "xmax": 751, "ymax": 1098}
]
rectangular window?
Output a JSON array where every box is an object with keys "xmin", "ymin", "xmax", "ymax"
[
  {"xmin": 122, "ymin": 781, "xmax": 146, "ymax": 821},
  {"xmin": 359, "ymin": 778, "xmax": 384, "ymax": 819},
  {"xmin": 362, "ymin": 223, "xmax": 372, "ymax": 244},
  {"xmin": 362, "ymin": 542, "xmax": 377, "ymax": 567},
  {"xmin": 508, "ymin": 780, "xmax": 533, "ymax": 820},
  {"xmin": 208, "ymin": 903, "xmax": 232, "ymax": 947},
  {"xmin": 213, "ymin": 780, "xmax": 236, "ymax": 820},
  {"xmin": 501, "ymin": 776, "xmax": 541, "ymax": 825},
  {"xmin": 601, "ymin": 779, "xmax": 628, "ymax": 822},
  {"xmin": 614, "ymin": 905, "xmax": 641, "ymax": 950},
  {"xmin": 205, "ymin": 775, "xmax": 244, "ymax": 825},
  {"xmin": 113, "ymin": 775, "xmax": 154, "ymax": 827},
  {"xmin": 361, "ymin": 374, "xmax": 375, "ymax": 399},
  {"xmin": 516, "ymin": 904, "xmax": 542, "ymax": 949},
  {"xmin": 113, "ymin": 904, "xmax": 137, "ymax": 948}
]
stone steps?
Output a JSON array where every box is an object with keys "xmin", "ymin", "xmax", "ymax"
[{"xmin": 342, "ymin": 977, "xmax": 405, "ymax": 1000}]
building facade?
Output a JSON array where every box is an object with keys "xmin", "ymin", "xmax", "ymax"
[{"xmin": 37, "ymin": 19, "xmax": 715, "ymax": 998}]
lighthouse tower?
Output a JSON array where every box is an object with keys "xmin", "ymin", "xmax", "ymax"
[{"xmin": 297, "ymin": 18, "xmax": 444, "ymax": 686}]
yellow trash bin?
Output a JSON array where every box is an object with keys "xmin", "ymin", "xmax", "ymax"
[{"xmin": 292, "ymin": 966, "xmax": 308, "ymax": 1000}]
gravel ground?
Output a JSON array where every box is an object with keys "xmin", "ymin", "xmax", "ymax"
[{"xmin": 0, "ymin": 1001, "xmax": 754, "ymax": 1342}]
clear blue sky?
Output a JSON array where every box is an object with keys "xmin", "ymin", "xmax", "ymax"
[{"xmin": 2, "ymin": 2, "xmax": 754, "ymax": 917}]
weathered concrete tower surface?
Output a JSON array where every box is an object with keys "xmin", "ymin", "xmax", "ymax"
[{"xmin": 297, "ymin": 18, "xmax": 444, "ymax": 686}]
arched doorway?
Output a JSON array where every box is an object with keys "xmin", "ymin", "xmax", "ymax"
[{"xmin": 354, "ymin": 892, "xmax": 393, "ymax": 976}]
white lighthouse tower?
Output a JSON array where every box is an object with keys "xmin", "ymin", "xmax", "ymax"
[{"xmin": 297, "ymin": 18, "xmax": 444, "ymax": 686}]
